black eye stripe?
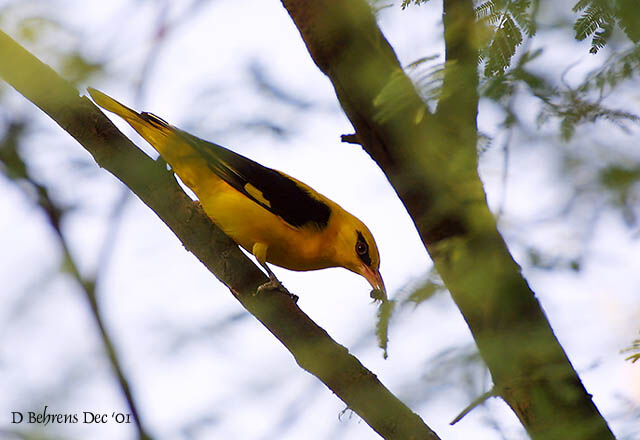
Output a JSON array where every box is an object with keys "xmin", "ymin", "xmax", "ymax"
[{"xmin": 356, "ymin": 231, "xmax": 371, "ymax": 266}]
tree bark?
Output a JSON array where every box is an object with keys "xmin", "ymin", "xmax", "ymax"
[
  {"xmin": 0, "ymin": 29, "xmax": 440, "ymax": 440},
  {"xmin": 280, "ymin": 1, "xmax": 616, "ymax": 439}
]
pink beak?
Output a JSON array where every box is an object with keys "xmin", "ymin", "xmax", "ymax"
[{"xmin": 361, "ymin": 265, "xmax": 386, "ymax": 299}]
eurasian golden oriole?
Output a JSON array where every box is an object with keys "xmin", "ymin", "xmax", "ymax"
[{"xmin": 88, "ymin": 88, "xmax": 385, "ymax": 301}]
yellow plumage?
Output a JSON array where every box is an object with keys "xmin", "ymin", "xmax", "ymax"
[{"xmin": 88, "ymin": 88, "xmax": 385, "ymax": 299}]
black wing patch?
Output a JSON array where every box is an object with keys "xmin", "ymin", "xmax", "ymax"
[{"xmin": 177, "ymin": 129, "xmax": 331, "ymax": 229}]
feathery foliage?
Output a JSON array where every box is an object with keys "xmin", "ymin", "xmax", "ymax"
[
  {"xmin": 475, "ymin": 0, "xmax": 536, "ymax": 75},
  {"xmin": 405, "ymin": 55, "xmax": 447, "ymax": 109},
  {"xmin": 622, "ymin": 334, "xmax": 640, "ymax": 363},
  {"xmin": 376, "ymin": 300, "xmax": 395, "ymax": 359},
  {"xmin": 401, "ymin": 0, "xmax": 432, "ymax": 9},
  {"xmin": 579, "ymin": 45, "xmax": 640, "ymax": 92},
  {"xmin": 480, "ymin": 44, "xmax": 640, "ymax": 142},
  {"xmin": 405, "ymin": 0, "xmax": 536, "ymax": 75},
  {"xmin": 573, "ymin": 0, "xmax": 640, "ymax": 54}
]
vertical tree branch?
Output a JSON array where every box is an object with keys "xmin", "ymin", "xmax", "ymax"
[
  {"xmin": 438, "ymin": 0, "xmax": 479, "ymax": 139},
  {"xmin": 280, "ymin": 1, "xmax": 616, "ymax": 439}
]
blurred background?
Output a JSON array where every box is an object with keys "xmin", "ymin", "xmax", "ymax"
[{"xmin": 0, "ymin": 0, "xmax": 639, "ymax": 439}]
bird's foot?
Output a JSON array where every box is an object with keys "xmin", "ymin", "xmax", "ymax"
[{"xmin": 257, "ymin": 279, "xmax": 299, "ymax": 303}]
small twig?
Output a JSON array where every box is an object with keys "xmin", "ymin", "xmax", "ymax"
[
  {"xmin": 496, "ymin": 124, "xmax": 513, "ymax": 219},
  {"xmin": 450, "ymin": 388, "xmax": 497, "ymax": 425},
  {"xmin": 134, "ymin": 0, "xmax": 212, "ymax": 106},
  {"xmin": 341, "ymin": 133, "xmax": 361, "ymax": 144},
  {"xmin": 47, "ymin": 201, "xmax": 152, "ymax": 440},
  {"xmin": 95, "ymin": 188, "xmax": 130, "ymax": 280},
  {"xmin": 1, "ymin": 146, "xmax": 152, "ymax": 440},
  {"xmin": 134, "ymin": 0, "xmax": 170, "ymax": 105}
]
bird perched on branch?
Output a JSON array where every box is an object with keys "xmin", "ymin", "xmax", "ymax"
[{"xmin": 88, "ymin": 88, "xmax": 385, "ymax": 302}]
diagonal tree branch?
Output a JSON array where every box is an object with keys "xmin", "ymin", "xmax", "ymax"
[
  {"xmin": 280, "ymin": 0, "xmax": 616, "ymax": 439},
  {"xmin": 0, "ymin": 29, "xmax": 439, "ymax": 440}
]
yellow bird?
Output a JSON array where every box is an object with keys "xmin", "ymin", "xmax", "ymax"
[{"xmin": 88, "ymin": 88, "xmax": 385, "ymax": 301}]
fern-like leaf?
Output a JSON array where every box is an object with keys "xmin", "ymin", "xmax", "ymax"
[
  {"xmin": 376, "ymin": 300, "xmax": 395, "ymax": 359},
  {"xmin": 485, "ymin": 14, "xmax": 523, "ymax": 75},
  {"xmin": 475, "ymin": 0, "xmax": 496, "ymax": 19},
  {"xmin": 401, "ymin": 0, "xmax": 431, "ymax": 9},
  {"xmin": 572, "ymin": 0, "xmax": 593, "ymax": 13},
  {"xmin": 590, "ymin": 22, "xmax": 613, "ymax": 54},
  {"xmin": 574, "ymin": 5, "xmax": 606, "ymax": 41},
  {"xmin": 570, "ymin": 0, "xmax": 639, "ymax": 53},
  {"xmin": 579, "ymin": 46, "xmax": 640, "ymax": 91},
  {"xmin": 622, "ymin": 335, "xmax": 640, "ymax": 364},
  {"xmin": 508, "ymin": 0, "xmax": 531, "ymax": 17}
]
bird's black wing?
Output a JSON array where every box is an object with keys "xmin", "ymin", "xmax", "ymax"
[{"xmin": 177, "ymin": 128, "xmax": 331, "ymax": 229}]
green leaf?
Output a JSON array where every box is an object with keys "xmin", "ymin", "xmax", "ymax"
[
  {"xmin": 573, "ymin": 0, "xmax": 593, "ymax": 13},
  {"xmin": 574, "ymin": 5, "xmax": 606, "ymax": 41},
  {"xmin": 374, "ymin": 69, "xmax": 424, "ymax": 123},
  {"xmin": 622, "ymin": 335, "xmax": 640, "ymax": 364},
  {"xmin": 376, "ymin": 300, "xmax": 395, "ymax": 359},
  {"xmin": 482, "ymin": 73, "xmax": 513, "ymax": 100},
  {"xmin": 475, "ymin": 1, "xmax": 496, "ymax": 19},
  {"xmin": 401, "ymin": 0, "xmax": 431, "ymax": 9},
  {"xmin": 599, "ymin": 165, "xmax": 640, "ymax": 191},
  {"xmin": 0, "ymin": 122, "xmax": 28, "ymax": 181},
  {"xmin": 485, "ymin": 14, "xmax": 523, "ymax": 75},
  {"xmin": 573, "ymin": 0, "xmax": 640, "ymax": 52},
  {"xmin": 405, "ymin": 281, "xmax": 441, "ymax": 305},
  {"xmin": 561, "ymin": 113, "xmax": 578, "ymax": 141},
  {"xmin": 589, "ymin": 21, "xmax": 613, "ymax": 54}
]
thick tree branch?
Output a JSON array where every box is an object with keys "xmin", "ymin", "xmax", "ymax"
[
  {"xmin": 437, "ymin": 0, "xmax": 479, "ymax": 145},
  {"xmin": 0, "ymin": 29, "xmax": 439, "ymax": 440},
  {"xmin": 280, "ymin": 1, "xmax": 616, "ymax": 439}
]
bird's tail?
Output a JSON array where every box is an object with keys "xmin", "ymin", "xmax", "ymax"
[
  {"xmin": 88, "ymin": 88, "xmax": 142, "ymax": 123},
  {"xmin": 88, "ymin": 87, "xmax": 175, "ymax": 156}
]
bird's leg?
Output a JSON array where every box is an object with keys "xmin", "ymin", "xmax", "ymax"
[
  {"xmin": 252, "ymin": 242, "xmax": 298, "ymax": 302},
  {"xmin": 257, "ymin": 262, "xmax": 299, "ymax": 303}
]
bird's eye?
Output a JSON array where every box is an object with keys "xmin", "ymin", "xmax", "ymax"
[
  {"xmin": 356, "ymin": 240, "xmax": 368, "ymax": 256},
  {"xmin": 355, "ymin": 231, "xmax": 372, "ymax": 266}
]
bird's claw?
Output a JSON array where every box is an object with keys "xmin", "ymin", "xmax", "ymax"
[{"xmin": 257, "ymin": 279, "xmax": 299, "ymax": 303}]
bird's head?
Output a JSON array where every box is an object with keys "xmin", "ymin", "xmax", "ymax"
[{"xmin": 333, "ymin": 213, "xmax": 386, "ymax": 300}]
